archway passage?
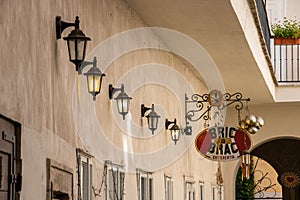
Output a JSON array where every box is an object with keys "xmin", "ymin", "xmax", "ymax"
[{"xmin": 251, "ymin": 138, "xmax": 300, "ymax": 200}]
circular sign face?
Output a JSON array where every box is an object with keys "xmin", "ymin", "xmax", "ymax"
[{"xmin": 195, "ymin": 126, "xmax": 251, "ymax": 161}]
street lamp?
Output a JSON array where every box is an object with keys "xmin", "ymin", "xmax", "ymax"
[
  {"xmin": 165, "ymin": 119, "xmax": 181, "ymax": 144},
  {"xmin": 141, "ymin": 104, "xmax": 160, "ymax": 134},
  {"xmin": 109, "ymin": 84, "xmax": 132, "ymax": 120},
  {"xmin": 56, "ymin": 16, "xmax": 91, "ymax": 71}
]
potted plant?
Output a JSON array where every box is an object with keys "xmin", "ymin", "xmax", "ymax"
[{"xmin": 271, "ymin": 17, "xmax": 300, "ymax": 45}]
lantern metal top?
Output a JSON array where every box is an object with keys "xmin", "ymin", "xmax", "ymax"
[
  {"xmin": 146, "ymin": 109, "xmax": 160, "ymax": 119},
  {"xmin": 115, "ymin": 91, "xmax": 131, "ymax": 100},
  {"xmin": 170, "ymin": 124, "xmax": 180, "ymax": 131},
  {"xmin": 84, "ymin": 65, "xmax": 104, "ymax": 77},
  {"xmin": 82, "ymin": 57, "xmax": 105, "ymax": 77},
  {"xmin": 63, "ymin": 28, "xmax": 91, "ymax": 41}
]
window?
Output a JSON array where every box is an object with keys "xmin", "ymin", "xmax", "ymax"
[
  {"xmin": 212, "ymin": 185, "xmax": 217, "ymax": 200},
  {"xmin": 81, "ymin": 160, "xmax": 92, "ymax": 200},
  {"xmin": 199, "ymin": 182, "xmax": 204, "ymax": 200},
  {"xmin": 184, "ymin": 176, "xmax": 195, "ymax": 200},
  {"xmin": 47, "ymin": 159, "xmax": 73, "ymax": 200},
  {"xmin": 165, "ymin": 175, "xmax": 173, "ymax": 200},
  {"xmin": 106, "ymin": 161, "xmax": 125, "ymax": 200},
  {"xmin": 212, "ymin": 185, "xmax": 224, "ymax": 200},
  {"xmin": 76, "ymin": 149, "xmax": 93, "ymax": 200},
  {"xmin": 137, "ymin": 169, "xmax": 153, "ymax": 200},
  {"xmin": 186, "ymin": 182, "xmax": 195, "ymax": 200}
]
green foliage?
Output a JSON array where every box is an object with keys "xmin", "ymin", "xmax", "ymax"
[
  {"xmin": 271, "ymin": 17, "xmax": 300, "ymax": 39},
  {"xmin": 235, "ymin": 158, "xmax": 255, "ymax": 200}
]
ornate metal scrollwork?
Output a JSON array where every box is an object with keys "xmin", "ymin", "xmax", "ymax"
[
  {"xmin": 184, "ymin": 90, "xmax": 250, "ymax": 135},
  {"xmin": 251, "ymin": 158, "xmax": 280, "ymax": 199}
]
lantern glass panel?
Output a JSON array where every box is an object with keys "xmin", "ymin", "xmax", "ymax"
[
  {"xmin": 148, "ymin": 116, "xmax": 158, "ymax": 130},
  {"xmin": 67, "ymin": 39, "xmax": 76, "ymax": 61},
  {"xmin": 67, "ymin": 38, "xmax": 86, "ymax": 62},
  {"xmin": 77, "ymin": 39, "xmax": 86, "ymax": 60},
  {"xmin": 116, "ymin": 98, "xmax": 129, "ymax": 114},
  {"xmin": 87, "ymin": 75, "xmax": 101, "ymax": 93},
  {"xmin": 171, "ymin": 129, "xmax": 180, "ymax": 141}
]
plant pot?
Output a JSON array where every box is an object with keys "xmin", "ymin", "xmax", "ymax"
[{"xmin": 274, "ymin": 38, "xmax": 300, "ymax": 45}]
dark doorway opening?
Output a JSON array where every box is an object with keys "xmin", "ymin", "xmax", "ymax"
[{"xmin": 251, "ymin": 138, "xmax": 300, "ymax": 200}]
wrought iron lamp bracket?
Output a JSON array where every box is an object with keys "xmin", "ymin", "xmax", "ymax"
[
  {"xmin": 78, "ymin": 57, "xmax": 97, "ymax": 75},
  {"xmin": 56, "ymin": 16, "xmax": 78, "ymax": 39},
  {"xmin": 109, "ymin": 84, "xmax": 124, "ymax": 99},
  {"xmin": 184, "ymin": 91, "xmax": 250, "ymax": 135}
]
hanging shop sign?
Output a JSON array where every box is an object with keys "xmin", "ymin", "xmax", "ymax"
[{"xmin": 195, "ymin": 126, "xmax": 251, "ymax": 161}]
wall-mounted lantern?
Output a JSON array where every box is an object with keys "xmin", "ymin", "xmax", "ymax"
[
  {"xmin": 165, "ymin": 118, "xmax": 181, "ymax": 144},
  {"xmin": 109, "ymin": 84, "xmax": 132, "ymax": 120},
  {"xmin": 79, "ymin": 57, "xmax": 105, "ymax": 101},
  {"xmin": 141, "ymin": 104, "xmax": 160, "ymax": 134},
  {"xmin": 56, "ymin": 16, "xmax": 91, "ymax": 71}
]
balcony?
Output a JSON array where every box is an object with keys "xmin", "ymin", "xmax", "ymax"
[
  {"xmin": 254, "ymin": 0, "xmax": 300, "ymax": 84},
  {"xmin": 272, "ymin": 42, "xmax": 300, "ymax": 83}
]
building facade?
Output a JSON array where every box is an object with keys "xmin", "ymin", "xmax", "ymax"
[{"xmin": 0, "ymin": 0, "xmax": 300, "ymax": 200}]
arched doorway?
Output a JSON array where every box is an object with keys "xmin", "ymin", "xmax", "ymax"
[{"xmin": 251, "ymin": 138, "xmax": 300, "ymax": 200}]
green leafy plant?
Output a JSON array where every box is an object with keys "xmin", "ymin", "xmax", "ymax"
[
  {"xmin": 271, "ymin": 17, "xmax": 300, "ymax": 39},
  {"xmin": 235, "ymin": 157, "xmax": 255, "ymax": 200}
]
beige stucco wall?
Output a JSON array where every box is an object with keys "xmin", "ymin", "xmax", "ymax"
[
  {"xmin": 4, "ymin": 0, "xmax": 298, "ymax": 199},
  {"xmin": 0, "ymin": 0, "xmax": 223, "ymax": 199}
]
